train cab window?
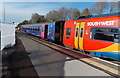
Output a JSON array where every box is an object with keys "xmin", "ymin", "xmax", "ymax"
[
  {"xmin": 75, "ymin": 28, "xmax": 78, "ymax": 37},
  {"xmin": 92, "ymin": 28, "xmax": 119, "ymax": 43},
  {"xmin": 66, "ymin": 28, "xmax": 71, "ymax": 35}
]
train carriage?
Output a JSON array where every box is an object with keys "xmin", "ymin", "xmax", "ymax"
[
  {"xmin": 47, "ymin": 21, "xmax": 65, "ymax": 44},
  {"xmin": 21, "ymin": 25, "xmax": 42, "ymax": 37},
  {"xmin": 63, "ymin": 13, "xmax": 120, "ymax": 60},
  {"xmin": 21, "ymin": 21, "xmax": 65, "ymax": 44},
  {"xmin": 21, "ymin": 12, "xmax": 120, "ymax": 60}
]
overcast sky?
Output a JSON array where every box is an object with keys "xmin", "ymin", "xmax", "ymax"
[{"xmin": 0, "ymin": 0, "xmax": 119, "ymax": 23}]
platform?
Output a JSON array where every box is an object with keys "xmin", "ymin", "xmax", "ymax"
[{"xmin": 2, "ymin": 33, "xmax": 114, "ymax": 77}]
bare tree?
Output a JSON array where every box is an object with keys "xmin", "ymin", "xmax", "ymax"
[
  {"xmin": 80, "ymin": 8, "xmax": 92, "ymax": 16},
  {"xmin": 58, "ymin": 7, "xmax": 69, "ymax": 20},
  {"xmin": 46, "ymin": 7, "xmax": 69, "ymax": 21},
  {"xmin": 109, "ymin": 1, "xmax": 119, "ymax": 13},
  {"xmin": 46, "ymin": 11, "xmax": 60, "ymax": 21},
  {"xmin": 29, "ymin": 13, "xmax": 46, "ymax": 24},
  {"xmin": 29, "ymin": 13, "xmax": 40, "ymax": 24},
  {"xmin": 90, "ymin": 0, "xmax": 108, "ymax": 15},
  {"xmin": 69, "ymin": 8, "xmax": 80, "ymax": 19},
  {"xmin": 46, "ymin": 7, "xmax": 81, "ymax": 21},
  {"xmin": 37, "ymin": 15, "xmax": 46, "ymax": 23}
]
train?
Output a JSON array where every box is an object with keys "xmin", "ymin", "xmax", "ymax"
[{"xmin": 21, "ymin": 12, "xmax": 120, "ymax": 60}]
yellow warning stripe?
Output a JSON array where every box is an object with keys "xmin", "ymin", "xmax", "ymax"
[{"xmin": 80, "ymin": 58, "xmax": 119, "ymax": 76}]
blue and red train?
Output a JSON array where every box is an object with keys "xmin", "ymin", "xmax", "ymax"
[{"xmin": 21, "ymin": 12, "xmax": 120, "ymax": 60}]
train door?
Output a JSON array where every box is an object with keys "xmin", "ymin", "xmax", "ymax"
[
  {"xmin": 74, "ymin": 23, "xmax": 79, "ymax": 49},
  {"xmin": 74, "ymin": 22, "xmax": 85, "ymax": 50}
]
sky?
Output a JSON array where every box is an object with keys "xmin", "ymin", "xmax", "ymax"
[
  {"xmin": 0, "ymin": 0, "xmax": 119, "ymax": 23},
  {"xmin": 0, "ymin": 2, "xmax": 97, "ymax": 23}
]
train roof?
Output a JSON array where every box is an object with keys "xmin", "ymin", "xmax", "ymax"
[
  {"xmin": 21, "ymin": 21, "xmax": 56, "ymax": 27},
  {"xmin": 72, "ymin": 12, "xmax": 120, "ymax": 20},
  {"xmin": 21, "ymin": 21, "xmax": 65, "ymax": 27},
  {"xmin": 22, "ymin": 24, "xmax": 42, "ymax": 27}
]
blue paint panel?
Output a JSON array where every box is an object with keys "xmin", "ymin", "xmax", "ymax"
[
  {"xmin": 22, "ymin": 25, "xmax": 42, "ymax": 37},
  {"xmin": 47, "ymin": 24, "xmax": 55, "ymax": 41},
  {"xmin": 90, "ymin": 51, "xmax": 120, "ymax": 60},
  {"xmin": 102, "ymin": 52, "xmax": 120, "ymax": 60}
]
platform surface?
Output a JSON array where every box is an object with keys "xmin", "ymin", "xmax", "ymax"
[{"xmin": 2, "ymin": 33, "xmax": 114, "ymax": 77}]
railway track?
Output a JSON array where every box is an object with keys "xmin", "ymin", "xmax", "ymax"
[{"xmin": 19, "ymin": 32, "xmax": 120, "ymax": 77}]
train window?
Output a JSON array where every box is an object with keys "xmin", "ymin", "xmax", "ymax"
[
  {"xmin": 42, "ymin": 27, "xmax": 44, "ymax": 32},
  {"xmin": 33, "ymin": 27, "xmax": 35, "ymax": 31},
  {"xmin": 92, "ymin": 28, "xmax": 119, "ymax": 43},
  {"xmin": 35, "ymin": 28, "xmax": 38, "ymax": 31},
  {"xmin": 66, "ymin": 28, "xmax": 71, "ymax": 35},
  {"xmin": 95, "ymin": 29, "xmax": 118, "ymax": 33},
  {"xmin": 75, "ymin": 28, "xmax": 78, "ymax": 37},
  {"xmin": 39, "ymin": 27, "xmax": 41, "ymax": 31},
  {"xmin": 80, "ymin": 28, "xmax": 83, "ymax": 38},
  {"xmin": 49, "ymin": 27, "xmax": 52, "ymax": 32},
  {"xmin": 32, "ymin": 27, "xmax": 33, "ymax": 31},
  {"xmin": 30, "ymin": 28, "xmax": 32, "ymax": 30},
  {"xmin": 38, "ymin": 27, "xmax": 40, "ymax": 31}
]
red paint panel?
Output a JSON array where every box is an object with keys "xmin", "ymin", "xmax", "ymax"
[
  {"xmin": 84, "ymin": 16, "xmax": 118, "ymax": 51},
  {"xmin": 63, "ymin": 15, "xmax": 119, "ymax": 51},
  {"xmin": 63, "ymin": 20, "xmax": 75, "ymax": 48}
]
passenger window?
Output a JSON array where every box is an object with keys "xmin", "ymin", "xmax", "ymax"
[
  {"xmin": 75, "ymin": 28, "xmax": 78, "ymax": 37},
  {"xmin": 38, "ymin": 27, "xmax": 40, "ymax": 31},
  {"xmin": 92, "ymin": 28, "xmax": 119, "ymax": 43},
  {"xmin": 42, "ymin": 27, "xmax": 44, "ymax": 32},
  {"xmin": 48, "ymin": 27, "xmax": 52, "ymax": 32},
  {"xmin": 80, "ymin": 28, "xmax": 83, "ymax": 38},
  {"xmin": 66, "ymin": 28, "xmax": 71, "ymax": 35}
]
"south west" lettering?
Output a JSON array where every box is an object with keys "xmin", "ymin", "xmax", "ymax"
[{"xmin": 87, "ymin": 21, "xmax": 115, "ymax": 26}]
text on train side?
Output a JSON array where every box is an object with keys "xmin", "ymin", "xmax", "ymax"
[{"xmin": 87, "ymin": 21, "xmax": 115, "ymax": 26}]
